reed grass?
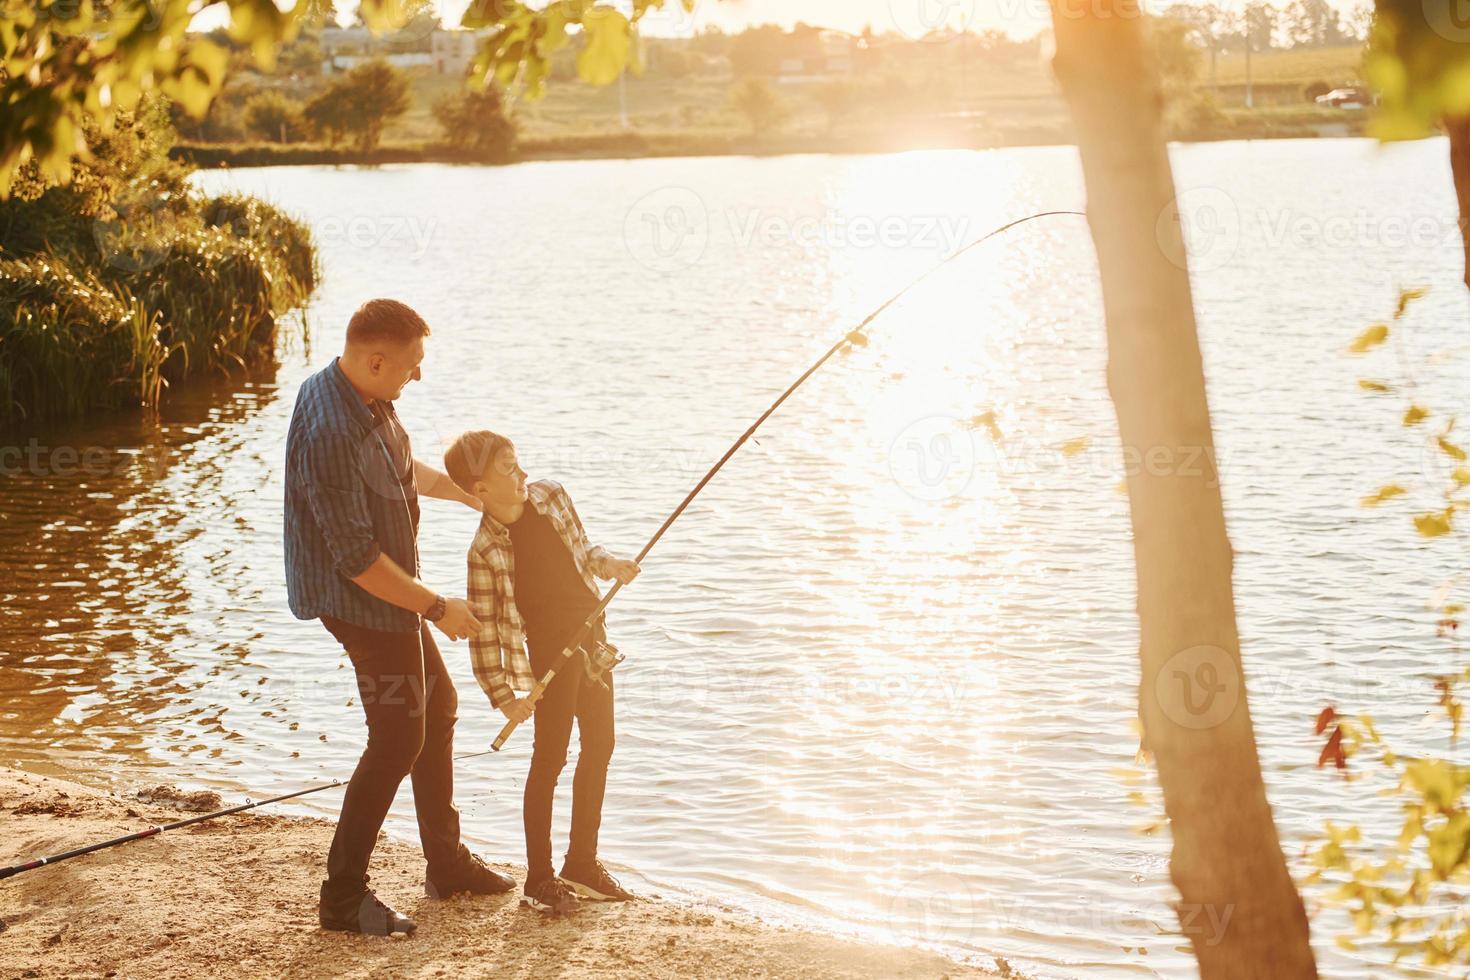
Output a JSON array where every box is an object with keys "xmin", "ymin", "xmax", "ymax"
[
  {"xmin": 0, "ymin": 196, "xmax": 318, "ymax": 426},
  {"xmin": 0, "ymin": 257, "xmax": 139, "ymax": 422}
]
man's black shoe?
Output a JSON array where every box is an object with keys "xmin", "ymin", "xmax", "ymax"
[
  {"xmin": 520, "ymin": 875, "xmax": 580, "ymax": 916},
  {"xmin": 319, "ymin": 881, "xmax": 416, "ymax": 936},
  {"xmin": 425, "ymin": 851, "xmax": 517, "ymax": 899},
  {"xmin": 558, "ymin": 859, "xmax": 635, "ymax": 902}
]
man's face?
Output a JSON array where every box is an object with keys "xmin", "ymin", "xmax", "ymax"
[
  {"xmin": 371, "ymin": 337, "xmax": 424, "ymax": 401},
  {"xmin": 476, "ymin": 445, "xmax": 528, "ymax": 508}
]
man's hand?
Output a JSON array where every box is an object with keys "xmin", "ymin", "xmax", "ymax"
[
  {"xmin": 499, "ymin": 696, "xmax": 535, "ymax": 725},
  {"xmin": 607, "ymin": 558, "xmax": 641, "ymax": 586},
  {"xmin": 414, "ymin": 457, "xmax": 484, "ymax": 512},
  {"xmin": 432, "ymin": 597, "xmax": 482, "ymax": 641}
]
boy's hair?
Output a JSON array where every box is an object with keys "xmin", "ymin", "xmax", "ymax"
[
  {"xmin": 445, "ymin": 429, "xmax": 514, "ymax": 496},
  {"xmin": 346, "ymin": 299, "xmax": 431, "ymax": 348}
]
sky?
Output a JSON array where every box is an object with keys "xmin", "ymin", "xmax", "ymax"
[
  {"xmin": 189, "ymin": 0, "xmax": 1052, "ymax": 42},
  {"xmin": 443, "ymin": 0, "xmax": 1057, "ymax": 39},
  {"xmin": 194, "ymin": 0, "xmax": 1363, "ymax": 43},
  {"xmin": 430, "ymin": 0, "xmax": 1364, "ymax": 40}
]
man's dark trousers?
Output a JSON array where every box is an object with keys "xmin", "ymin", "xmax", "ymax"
[{"xmin": 320, "ymin": 614, "xmax": 464, "ymax": 899}]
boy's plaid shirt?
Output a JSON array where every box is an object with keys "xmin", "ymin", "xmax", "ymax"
[{"xmin": 466, "ymin": 479, "xmax": 619, "ymax": 708}]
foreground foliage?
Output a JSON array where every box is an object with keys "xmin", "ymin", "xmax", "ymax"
[{"xmin": 0, "ymin": 98, "xmax": 317, "ymax": 424}]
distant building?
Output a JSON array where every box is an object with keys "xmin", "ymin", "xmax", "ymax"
[
  {"xmin": 324, "ymin": 52, "xmax": 432, "ymax": 74},
  {"xmin": 319, "ymin": 25, "xmax": 373, "ymax": 55},
  {"xmin": 319, "ymin": 23, "xmax": 474, "ymax": 74},
  {"xmin": 776, "ymin": 31, "xmax": 857, "ymax": 84},
  {"xmin": 432, "ymin": 30, "xmax": 481, "ymax": 76}
]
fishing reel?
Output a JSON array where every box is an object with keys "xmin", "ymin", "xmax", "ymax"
[{"xmin": 580, "ymin": 636, "xmax": 624, "ymax": 689}]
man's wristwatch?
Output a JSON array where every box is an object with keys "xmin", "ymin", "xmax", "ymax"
[{"xmin": 424, "ymin": 594, "xmax": 447, "ymax": 622}]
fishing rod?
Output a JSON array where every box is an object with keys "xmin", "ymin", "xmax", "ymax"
[
  {"xmin": 0, "ymin": 744, "xmax": 512, "ymax": 883},
  {"xmin": 489, "ymin": 207, "xmax": 1086, "ymax": 751},
  {"xmin": 0, "ymin": 207, "xmax": 1083, "ymax": 884},
  {"xmin": 0, "ymin": 781, "xmax": 341, "ymax": 882}
]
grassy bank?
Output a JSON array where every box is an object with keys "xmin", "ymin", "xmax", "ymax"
[{"xmin": 0, "ymin": 101, "xmax": 318, "ymax": 427}]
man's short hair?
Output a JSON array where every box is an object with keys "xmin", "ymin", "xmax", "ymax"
[
  {"xmin": 346, "ymin": 299, "xmax": 431, "ymax": 348},
  {"xmin": 445, "ymin": 429, "xmax": 514, "ymax": 496}
]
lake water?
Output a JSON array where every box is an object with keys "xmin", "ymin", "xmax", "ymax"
[{"xmin": 3, "ymin": 140, "xmax": 1468, "ymax": 978}]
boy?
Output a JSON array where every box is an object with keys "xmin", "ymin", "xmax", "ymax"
[{"xmin": 445, "ymin": 430, "xmax": 641, "ymax": 916}]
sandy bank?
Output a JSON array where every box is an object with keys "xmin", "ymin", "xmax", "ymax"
[{"xmin": 0, "ymin": 768, "xmax": 1002, "ymax": 979}]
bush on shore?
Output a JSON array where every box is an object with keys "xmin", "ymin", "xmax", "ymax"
[
  {"xmin": 243, "ymin": 91, "xmax": 309, "ymax": 143},
  {"xmin": 0, "ymin": 98, "xmax": 317, "ymax": 426},
  {"xmin": 432, "ymin": 86, "xmax": 518, "ymax": 162}
]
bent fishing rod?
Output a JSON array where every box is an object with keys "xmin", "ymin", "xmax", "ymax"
[
  {"xmin": 0, "ymin": 207, "xmax": 1083, "ymax": 884},
  {"xmin": 488, "ymin": 207, "xmax": 1086, "ymax": 751}
]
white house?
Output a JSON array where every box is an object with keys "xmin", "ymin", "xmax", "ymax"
[
  {"xmin": 432, "ymin": 30, "xmax": 481, "ymax": 75},
  {"xmin": 323, "ymin": 52, "xmax": 433, "ymax": 74},
  {"xmin": 319, "ymin": 24, "xmax": 475, "ymax": 75},
  {"xmin": 776, "ymin": 32, "xmax": 858, "ymax": 84}
]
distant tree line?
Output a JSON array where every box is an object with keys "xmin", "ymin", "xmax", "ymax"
[{"xmin": 1164, "ymin": 0, "xmax": 1372, "ymax": 54}]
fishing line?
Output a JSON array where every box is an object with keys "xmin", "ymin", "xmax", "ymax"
[
  {"xmin": 0, "ymin": 207, "xmax": 1084, "ymax": 884},
  {"xmin": 494, "ymin": 207, "xmax": 1086, "ymax": 748}
]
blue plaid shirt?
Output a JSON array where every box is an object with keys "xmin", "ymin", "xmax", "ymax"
[{"xmin": 284, "ymin": 357, "xmax": 422, "ymax": 634}]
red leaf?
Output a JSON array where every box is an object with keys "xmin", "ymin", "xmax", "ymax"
[
  {"xmin": 1317, "ymin": 727, "xmax": 1346, "ymax": 770},
  {"xmin": 1314, "ymin": 705, "xmax": 1337, "ymax": 735}
]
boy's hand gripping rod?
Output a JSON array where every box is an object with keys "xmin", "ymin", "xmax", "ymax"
[{"xmin": 489, "ymin": 209, "xmax": 1083, "ymax": 752}]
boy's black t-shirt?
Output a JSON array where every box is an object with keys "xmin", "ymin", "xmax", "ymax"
[{"xmin": 507, "ymin": 502, "xmax": 601, "ymax": 647}]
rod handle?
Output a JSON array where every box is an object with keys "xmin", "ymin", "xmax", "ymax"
[{"xmin": 490, "ymin": 668, "xmax": 557, "ymax": 751}]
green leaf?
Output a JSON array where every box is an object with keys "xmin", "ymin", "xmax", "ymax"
[
  {"xmin": 162, "ymin": 70, "xmax": 213, "ymax": 119},
  {"xmin": 1395, "ymin": 286, "xmax": 1429, "ymax": 319},
  {"xmin": 576, "ymin": 7, "xmax": 631, "ymax": 87},
  {"xmin": 540, "ymin": 5, "xmax": 572, "ymax": 55},
  {"xmin": 186, "ymin": 38, "xmax": 229, "ymax": 86},
  {"xmin": 1362, "ymin": 484, "xmax": 1408, "ymax": 507},
  {"xmin": 1425, "ymin": 812, "xmax": 1470, "ymax": 877},
  {"xmin": 1414, "ymin": 511, "xmax": 1454, "ymax": 538},
  {"xmin": 1398, "ymin": 809, "xmax": 1424, "ymax": 851},
  {"xmin": 1350, "ymin": 323, "xmax": 1389, "ymax": 353},
  {"xmin": 1403, "ymin": 759, "xmax": 1465, "ymax": 810},
  {"xmin": 356, "ymin": 0, "xmax": 415, "ymax": 34},
  {"xmin": 967, "ymin": 410, "xmax": 1002, "ymax": 442}
]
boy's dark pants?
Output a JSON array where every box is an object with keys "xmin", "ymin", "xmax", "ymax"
[
  {"xmin": 524, "ymin": 634, "xmax": 616, "ymax": 885},
  {"xmin": 319, "ymin": 614, "xmax": 465, "ymax": 902}
]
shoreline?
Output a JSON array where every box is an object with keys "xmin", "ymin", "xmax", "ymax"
[
  {"xmin": 0, "ymin": 767, "xmax": 1006, "ymax": 978},
  {"xmin": 170, "ymin": 116, "xmax": 1373, "ymax": 172}
]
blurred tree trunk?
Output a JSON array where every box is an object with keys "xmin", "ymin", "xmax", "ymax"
[
  {"xmin": 1446, "ymin": 116, "xmax": 1470, "ymax": 292},
  {"xmin": 1046, "ymin": 5, "xmax": 1319, "ymax": 978}
]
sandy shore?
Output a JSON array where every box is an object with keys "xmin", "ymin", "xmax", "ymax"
[{"xmin": 0, "ymin": 768, "xmax": 1002, "ymax": 979}]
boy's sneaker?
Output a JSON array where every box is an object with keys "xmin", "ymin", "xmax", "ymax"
[
  {"xmin": 558, "ymin": 859, "xmax": 635, "ymax": 902},
  {"xmin": 521, "ymin": 875, "xmax": 580, "ymax": 916}
]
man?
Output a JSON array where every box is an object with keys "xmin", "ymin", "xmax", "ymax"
[{"xmin": 284, "ymin": 298, "xmax": 514, "ymax": 937}]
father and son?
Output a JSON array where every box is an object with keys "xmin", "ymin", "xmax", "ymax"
[{"xmin": 284, "ymin": 299, "xmax": 639, "ymax": 935}]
